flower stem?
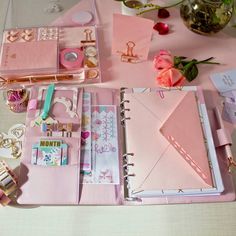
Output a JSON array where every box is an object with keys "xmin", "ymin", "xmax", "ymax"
[{"xmin": 195, "ymin": 57, "xmax": 220, "ymax": 65}]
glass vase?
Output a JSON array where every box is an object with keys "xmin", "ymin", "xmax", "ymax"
[{"xmin": 180, "ymin": 0, "xmax": 234, "ymax": 35}]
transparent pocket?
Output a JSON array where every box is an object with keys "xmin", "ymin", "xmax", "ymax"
[{"xmin": 17, "ymin": 163, "xmax": 79, "ymax": 205}]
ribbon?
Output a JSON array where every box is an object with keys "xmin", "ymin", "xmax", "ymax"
[{"xmin": 41, "ymin": 84, "xmax": 55, "ymax": 120}]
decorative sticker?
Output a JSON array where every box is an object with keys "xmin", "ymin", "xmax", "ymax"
[
  {"xmin": 31, "ymin": 139, "xmax": 68, "ymax": 166},
  {"xmin": 80, "ymin": 92, "xmax": 92, "ymax": 172}
]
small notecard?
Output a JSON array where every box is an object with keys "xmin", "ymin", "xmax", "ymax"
[
  {"xmin": 210, "ymin": 69, "xmax": 236, "ymax": 93},
  {"xmin": 31, "ymin": 139, "xmax": 68, "ymax": 166},
  {"xmin": 112, "ymin": 14, "xmax": 154, "ymax": 63}
]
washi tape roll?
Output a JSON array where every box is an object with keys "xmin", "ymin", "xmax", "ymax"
[{"xmin": 60, "ymin": 48, "xmax": 84, "ymax": 69}]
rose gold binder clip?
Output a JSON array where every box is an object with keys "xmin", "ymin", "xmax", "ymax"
[
  {"xmin": 118, "ymin": 41, "xmax": 140, "ymax": 63},
  {"xmin": 45, "ymin": 123, "xmax": 54, "ymax": 136},
  {"xmin": 41, "ymin": 123, "xmax": 73, "ymax": 137},
  {"xmin": 57, "ymin": 123, "xmax": 73, "ymax": 137},
  {"xmin": 81, "ymin": 29, "xmax": 96, "ymax": 47}
]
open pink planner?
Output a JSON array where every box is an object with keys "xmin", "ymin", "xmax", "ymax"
[{"xmin": 17, "ymin": 85, "xmax": 235, "ymax": 205}]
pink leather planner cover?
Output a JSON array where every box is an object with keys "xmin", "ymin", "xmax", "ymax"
[{"xmin": 17, "ymin": 86, "xmax": 235, "ymax": 205}]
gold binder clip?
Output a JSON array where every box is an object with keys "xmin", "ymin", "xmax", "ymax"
[
  {"xmin": 56, "ymin": 123, "xmax": 73, "ymax": 137},
  {"xmin": 46, "ymin": 124, "xmax": 54, "ymax": 137}
]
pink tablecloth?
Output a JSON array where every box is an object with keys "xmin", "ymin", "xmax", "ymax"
[{"xmin": 95, "ymin": 0, "xmax": 236, "ymax": 131}]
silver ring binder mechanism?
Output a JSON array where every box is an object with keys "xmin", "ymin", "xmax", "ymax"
[{"xmin": 120, "ymin": 88, "xmax": 137, "ymax": 201}]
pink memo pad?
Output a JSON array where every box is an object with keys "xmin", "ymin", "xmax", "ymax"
[
  {"xmin": 112, "ymin": 14, "xmax": 154, "ymax": 62},
  {"xmin": 0, "ymin": 41, "xmax": 58, "ymax": 74}
]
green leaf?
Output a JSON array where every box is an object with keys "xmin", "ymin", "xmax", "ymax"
[
  {"xmin": 174, "ymin": 56, "xmax": 188, "ymax": 68},
  {"xmin": 222, "ymin": 0, "xmax": 233, "ymax": 5},
  {"xmin": 174, "ymin": 57, "xmax": 182, "ymax": 67},
  {"xmin": 182, "ymin": 62, "xmax": 198, "ymax": 82}
]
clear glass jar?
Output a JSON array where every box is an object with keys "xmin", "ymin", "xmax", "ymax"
[{"xmin": 180, "ymin": 0, "xmax": 234, "ymax": 35}]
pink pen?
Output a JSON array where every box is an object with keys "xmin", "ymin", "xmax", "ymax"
[{"xmin": 214, "ymin": 107, "xmax": 236, "ymax": 170}]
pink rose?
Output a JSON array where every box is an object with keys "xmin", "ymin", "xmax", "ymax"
[
  {"xmin": 156, "ymin": 67, "xmax": 186, "ymax": 87},
  {"xmin": 153, "ymin": 50, "xmax": 173, "ymax": 71}
]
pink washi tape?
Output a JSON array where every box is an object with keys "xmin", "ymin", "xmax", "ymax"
[{"xmin": 60, "ymin": 48, "xmax": 84, "ymax": 69}]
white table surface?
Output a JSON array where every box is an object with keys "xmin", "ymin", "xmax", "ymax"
[{"xmin": 1, "ymin": 1, "xmax": 236, "ymax": 236}]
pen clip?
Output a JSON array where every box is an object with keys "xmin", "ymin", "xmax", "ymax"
[
  {"xmin": 227, "ymin": 157, "xmax": 236, "ymax": 172},
  {"xmin": 41, "ymin": 84, "xmax": 55, "ymax": 120}
]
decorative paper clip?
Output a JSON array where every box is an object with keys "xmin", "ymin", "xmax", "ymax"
[
  {"xmin": 21, "ymin": 29, "xmax": 34, "ymax": 42},
  {"xmin": 6, "ymin": 30, "xmax": 19, "ymax": 43},
  {"xmin": 0, "ymin": 124, "xmax": 25, "ymax": 159}
]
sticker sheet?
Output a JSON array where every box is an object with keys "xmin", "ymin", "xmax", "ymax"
[
  {"xmin": 80, "ymin": 92, "xmax": 92, "ymax": 172},
  {"xmin": 81, "ymin": 105, "xmax": 120, "ymax": 184},
  {"xmin": 210, "ymin": 69, "xmax": 236, "ymax": 93}
]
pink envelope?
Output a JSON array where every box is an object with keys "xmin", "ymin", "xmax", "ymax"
[
  {"xmin": 160, "ymin": 91, "xmax": 212, "ymax": 185},
  {"xmin": 112, "ymin": 14, "xmax": 154, "ymax": 63}
]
